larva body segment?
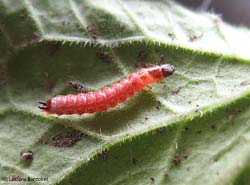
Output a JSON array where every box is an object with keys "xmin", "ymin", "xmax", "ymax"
[{"xmin": 39, "ymin": 64, "xmax": 175, "ymax": 115}]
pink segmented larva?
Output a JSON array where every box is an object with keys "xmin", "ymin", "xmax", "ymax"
[{"xmin": 38, "ymin": 64, "xmax": 175, "ymax": 115}]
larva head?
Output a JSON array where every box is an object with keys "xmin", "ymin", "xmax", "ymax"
[
  {"xmin": 38, "ymin": 100, "xmax": 51, "ymax": 113},
  {"xmin": 161, "ymin": 64, "xmax": 175, "ymax": 77}
]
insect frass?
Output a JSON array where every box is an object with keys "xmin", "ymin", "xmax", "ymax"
[{"xmin": 38, "ymin": 64, "xmax": 175, "ymax": 115}]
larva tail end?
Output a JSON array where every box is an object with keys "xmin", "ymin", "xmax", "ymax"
[
  {"xmin": 161, "ymin": 64, "xmax": 175, "ymax": 77},
  {"xmin": 39, "ymin": 100, "xmax": 52, "ymax": 113},
  {"xmin": 39, "ymin": 100, "xmax": 53, "ymax": 113},
  {"xmin": 38, "ymin": 101, "xmax": 48, "ymax": 110}
]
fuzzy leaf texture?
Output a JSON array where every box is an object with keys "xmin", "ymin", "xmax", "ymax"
[{"xmin": 0, "ymin": 0, "xmax": 250, "ymax": 185}]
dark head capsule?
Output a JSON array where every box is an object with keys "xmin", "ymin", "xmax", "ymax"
[{"xmin": 161, "ymin": 64, "xmax": 175, "ymax": 77}]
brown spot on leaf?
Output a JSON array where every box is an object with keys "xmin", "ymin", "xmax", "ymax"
[
  {"xmin": 160, "ymin": 54, "xmax": 165, "ymax": 63},
  {"xmin": 183, "ymin": 154, "xmax": 188, "ymax": 159},
  {"xmin": 240, "ymin": 80, "xmax": 250, "ymax": 86},
  {"xmin": 132, "ymin": 158, "xmax": 138, "ymax": 165},
  {"xmin": 168, "ymin": 32, "xmax": 176, "ymax": 41},
  {"xmin": 189, "ymin": 35, "xmax": 198, "ymax": 42},
  {"xmin": 172, "ymin": 155, "xmax": 182, "ymax": 166},
  {"xmin": 86, "ymin": 24, "xmax": 98, "ymax": 39},
  {"xmin": 172, "ymin": 154, "xmax": 189, "ymax": 166},
  {"xmin": 40, "ymin": 131, "xmax": 84, "ymax": 147},
  {"xmin": 171, "ymin": 86, "xmax": 182, "ymax": 95},
  {"xmin": 137, "ymin": 50, "xmax": 147, "ymax": 63},
  {"xmin": 98, "ymin": 149, "xmax": 109, "ymax": 160},
  {"xmin": 19, "ymin": 12, "xmax": 29, "ymax": 18},
  {"xmin": 164, "ymin": 171, "xmax": 169, "ymax": 177},
  {"xmin": 189, "ymin": 33, "xmax": 203, "ymax": 42},
  {"xmin": 96, "ymin": 50, "xmax": 113, "ymax": 64},
  {"xmin": 228, "ymin": 109, "xmax": 241, "ymax": 120},
  {"xmin": 48, "ymin": 42, "xmax": 61, "ymax": 56},
  {"xmin": 156, "ymin": 101, "xmax": 161, "ymax": 110},
  {"xmin": 150, "ymin": 177, "xmax": 155, "ymax": 182},
  {"xmin": 68, "ymin": 81, "xmax": 90, "ymax": 93},
  {"xmin": 155, "ymin": 128, "xmax": 164, "ymax": 135},
  {"xmin": 20, "ymin": 150, "xmax": 33, "ymax": 160},
  {"xmin": 211, "ymin": 124, "xmax": 217, "ymax": 130}
]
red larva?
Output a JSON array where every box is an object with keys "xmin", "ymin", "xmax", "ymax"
[{"xmin": 38, "ymin": 64, "xmax": 175, "ymax": 115}]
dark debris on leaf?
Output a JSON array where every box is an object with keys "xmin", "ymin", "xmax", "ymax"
[
  {"xmin": 211, "ymin": 124, "xmax": 217, "ymax": 130},
  {"xmin": 168, "ymin": 32, "xmax": 176, "ymax": 41},
  {"xmin": 189, "ymin": 33, "xmax": 203, "ymax": 42},
  {"xmin": 97, "ymin": 149, "xmax": 109, "ymax": 160},
  {"xmin": 228, "ymin": 108, "xmax": 241, "ymax": 120},
  {"xmin": 96, "ymin": 50, "xmax": 113, "ymax": 64},
  {"xmin": 156, "ymin": 101, "xmax": 161, "ymax": 110},
  {"xmin": 172, "ymin": 154, "xmax": 189, "ymax": 166},
  {"xmin": 155, "ymin": 128, "xmax": 164, "ymax": 135},
  {"xmin": 40, "ymin": 131, "xmax": 84, "ymax": 147},
  {"xmin": 48, "ymin": 42, "xmax": 61, "ymax": 56},
  {"xmin": 137, "ymin": 50, "xmax": 147, "ymax": 63},
  {"xmin": 86, "ymin": 24, "xmax": 98, "ymax": 39},
  {"xmin": 171, "ymin": 86, "xmax": 182, "ymax": 95},
  {"xmin": 135, "ymin": 63, "xmax": 155, "ymax": 69},
  {"xmin": 20, "ymin": 150, "xmax": 33, "ymax": 160},
  {"xmin": 240, "ymin": 80, "xmax": 250, "ymax": 86},
  {"xmin": 19, "ymin": 12, "xmax": 29, "ymax": 18},
  {"xmin": 150, "ymin": 177, "xmax": 155, "ymax": 182},
  {"xmin": 159, "ymin": 54, "xmax": 165, "ymax": 63},
  {"xmin": 68, "ymin": 81, "xmax": 90, "ymax": 93},
  {"xmin": 164, "ymin": 171, "xmax": 169, "ymax": 177},
  {"xmin": 172, "ymin": 155, "xmax": 182, "ymax": 166},
  {"xmin": 132, "ymin": 157, "xmax": 138, "ymax": 165}
]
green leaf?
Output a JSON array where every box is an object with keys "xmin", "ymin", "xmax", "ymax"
[{"xmin": 0, "ymin": 0, "xmax": 250, "ymax": 184}]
